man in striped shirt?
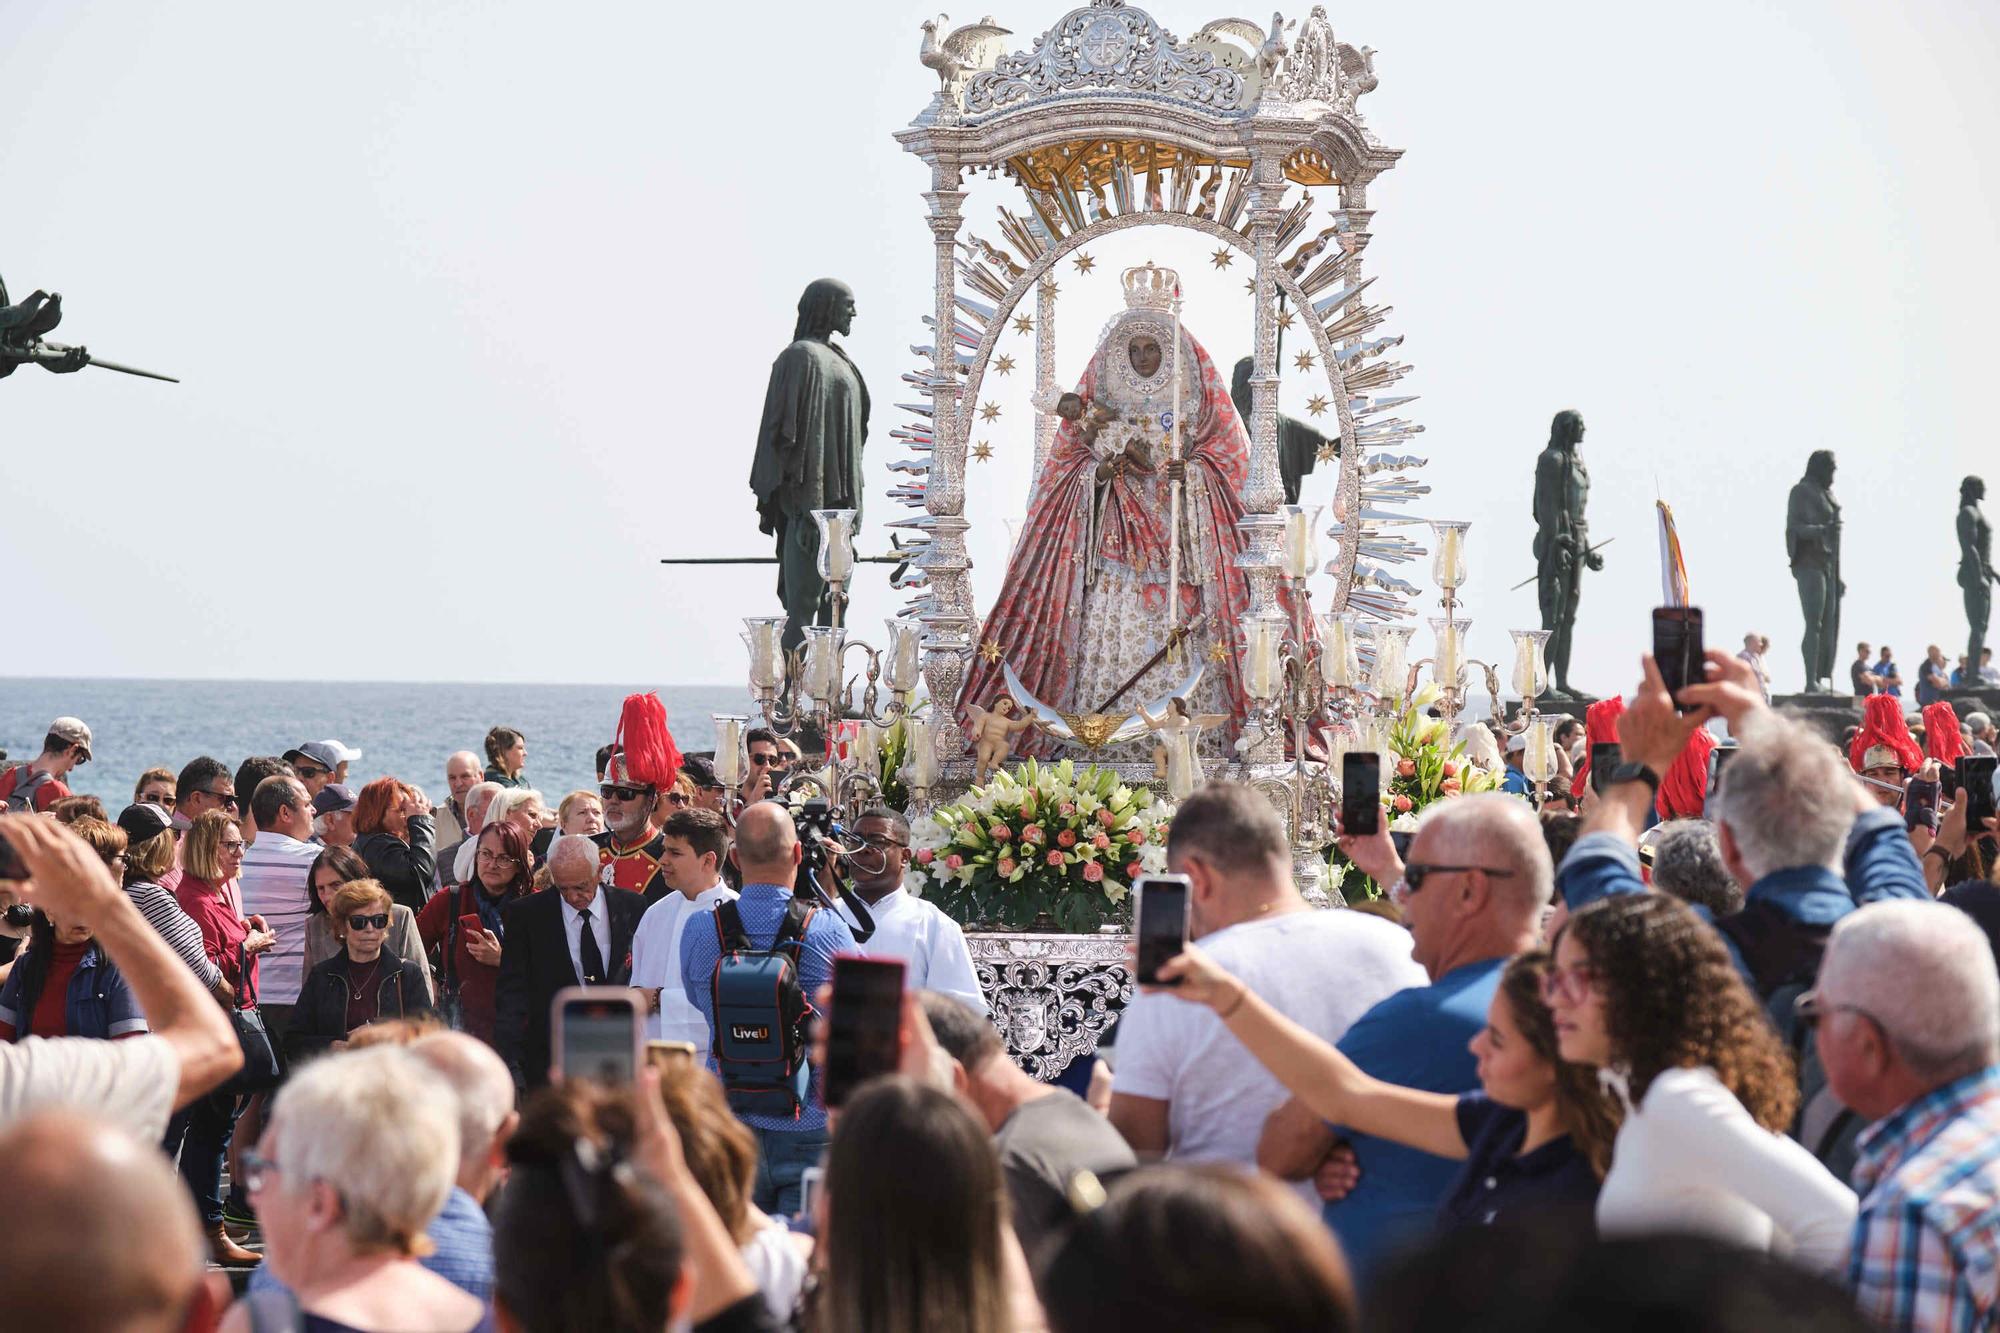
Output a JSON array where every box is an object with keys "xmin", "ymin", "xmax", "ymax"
[{"xmin": 1813, "ymin": 901, "xmax": 2000, "ymax": 1330}]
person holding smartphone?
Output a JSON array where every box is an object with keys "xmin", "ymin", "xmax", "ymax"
[{"xmin": 417, "ymin": 821, "xmax": 535, "ymax": 1044}]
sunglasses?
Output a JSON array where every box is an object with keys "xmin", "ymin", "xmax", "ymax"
[
  {"xmin": 664, "ymin": 792, "xmax": 690, "ymax": 806},
  {"xmin": 199, "ymin": 789, "xmax": 239, "ymax": 810},
  {"xmin": 600, "ymin": 784, "xmax": 650, "ymax": 802},
  {"xmin": 1399, "ymin": 862, "xmax": 1515, "ymax": 894},
  {"xmin": 293, "ymin": 764, "xmax": 330, "ymax": 780},
  {"xmin": 141, "ymin": 793, "xmax": 177, "ymax": 808},
  {"xmin": 346, "ymin": 913, "xmax": 390, "ymax": 931}
]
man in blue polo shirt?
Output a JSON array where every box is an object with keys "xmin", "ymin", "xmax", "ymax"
[
  {"xmin": 1257, "ymin": 794, "xmax": 1549, "ymax": 1280},
  {"xmin": 680, "ymin": 800, "xmax": 854, "ymax": 1215}
]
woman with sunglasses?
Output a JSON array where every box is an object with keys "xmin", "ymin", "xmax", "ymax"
[
  {"xmin": 1545, "ymin": 893, "xmax": 1856, "ymax": 1271},
  {"xmin": 417, "ymin": 820, "xmax": 536, "ymax": 1043},
  {"xmin": 171, "ymin": 809, "xmax": 278, "ymax": 1266},
  {"xmin": 1154, "ymin": 946, "xmax": 1615, "ymax": 1235},
  {"xmin": 286, "ymin": 880, "xmax": 434, "ymax": 1065},
  {"xmin": 302, "ymin": 846, "xmax": 432, "ymax": 1001}
]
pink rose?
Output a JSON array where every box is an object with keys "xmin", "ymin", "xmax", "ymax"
[
  {"xmin": 1441, "ymin": 761, "xmax": 1459, "ymax": 778},
  {"xmin": 990, "ymin": 823, "xmax": 1012, "ymax": 841},
  {"xmin": 1046, "ymin": 850, "xmax": 1066, "ymax": 867},
  {"xmin": 915, "ymin": 848, "xmax": 935, "ymax": 865},
  {"xmin": 1093, "ymin": 832, "xmax": 1111, "ymax": 850},
  {"xmin": 1440, "ymin": 778, "xmax": 1462, "ymax": 795},
  {"xmin": 1392, "ymin": 794, "xmax": 1413, "ymax": 812},
  {"xmin": 997, "ymin": 857, "xmax": 1017, "ymax": 876},
  {"xmin": 1098, "ymin": 808, "xmax": 1118, "ymax": 827},
  {"xmin": 1057, "ymin": 829, "xmax": 1077, "ymax": 848},
  {"xmin": 1397, "ymin": 758, "xmax": 1417, "ymax": 778},
  {"xmin": 1060, "ymin": 801, "xmax": 1077, "ymax": 816},
  {"xmin": 1126, "ymin": 828, "xmax": 1147, "ymax": 846},
  {"xmin": 1022, "ymin": 824, "xmax": 1045, "ymax": 844},
  {"xmin": 1126, "ymin": 861, "xmax": 1144, "ymax": 879},
  {"xmin": 945, "ymin": 854, "xmax": 964, "ymax": 870},
  {"xmin": 1082, "ymin": 861, "xmax": 1105, "ymax": 882}
]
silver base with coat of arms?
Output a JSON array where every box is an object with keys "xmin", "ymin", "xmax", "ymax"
[{"xmin": 970, "ymin": 930, "xmax": 1134, "ymax": 1079}]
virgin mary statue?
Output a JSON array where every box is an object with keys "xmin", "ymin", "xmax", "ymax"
[{"xmin": 959, "ymin": 265, "xmax": 1254, "ymax": 753}]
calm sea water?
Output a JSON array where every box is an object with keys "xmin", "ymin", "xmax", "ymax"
[{"xmin": 0, "ymin": 679, "xmax": 760, "ymax": 810}]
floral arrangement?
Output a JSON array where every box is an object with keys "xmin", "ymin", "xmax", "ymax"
[
  {"xmin": 1331, "ymin": 683, "xmax": 1508, "ymax": 900},
  {"xmin": 910, "ymin": 759, "xmax": 1173, "ymax": 933}
]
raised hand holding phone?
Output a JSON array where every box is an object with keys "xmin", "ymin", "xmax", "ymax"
[{"xmin": 1133, "ymin": 874, "xmax": 1191, "ymax": 987}]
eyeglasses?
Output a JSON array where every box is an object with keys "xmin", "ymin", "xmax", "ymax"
[
  {"xmin": 1794, "ymin": 990, "xmax": 1879, "ymax": 1032},
  {"xmin": 599, "ymin": 784, "xmax": 649, "ymax": 802},
  {"xmin": 475, "ymin": 850, "xmax": 520, "ymax": 868},
  {"xmin": 239, "ymin": 1148, "xmax": 281, "ymax": 1194},
  {"xmin": 856, "ymin": 834, "xmax": 908, "ymax": 851},
  {"xmin": 1390, "ymin": 862, "xmax": 1516, "ymax": 902},
  {"xmin": 1539, "ymin": 962, "xmax": 1603, "ymax": 1006},
  {"xmin": 346, "ymin": 912, "xmax": 390, "ymax": 931},
  {"xmin": 220, "ymin": 841, "xmax": 248, "ymax": 856}
]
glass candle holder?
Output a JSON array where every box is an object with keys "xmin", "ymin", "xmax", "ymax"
[
  {"xmin": 1428, "ymin": 520, "xmax": 1470, "ymax": 592},
  {"xmin": 1280, "ymin": 504, "xmax": 1323, "ymax": 581},
  {"xmin": 901, "ymin": 713, "xmax": 941, "ymax": 789},
  {"xmin": 1429, "ymin": 616, "xmax": 1470, "ymax": 690},
  {"xmin": 1317, "ymin": 612, "xmax": 1360, "ymax": 688},
  {"xmin": 811, "ymin": 509, "xmax": 857, "ymax": 584},
  {"xmin": 1242, "ymin": 611, "xmax": 1289, "ymax": 701},
  {"xmin": 1524, "ymin": 714, "xmax": 1560, "ymax": 784},
  {"xmin": 711, "ymin": 715, "xmax": 747, "ymax": 788},
  {"xmin": 851, "ymin": 721, "xmax": 885, "ymax": 775},
  {"xmin": 1509, "ymin": 628, "xmax": 1551, "ymax": 699},
  {"xmin": 801, "ymin": 626, "xmax": 846, "ymax": 708},
  {"xmin": 884, "ymin": 617, "xmax": 923, "ymax": 694},
  {"xmin": 1369, "ymin": 624, "xmax": 1415, "ymax": 701},
  {"xmin": 743, "ymin": 617, "xmax": 787, "ymax": 691}
]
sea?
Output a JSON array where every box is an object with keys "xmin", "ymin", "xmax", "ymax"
[{"xmin": 0, "ymin": 678, "xmax": 761, "ymax": 810}]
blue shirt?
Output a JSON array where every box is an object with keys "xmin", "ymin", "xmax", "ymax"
[
  {"xmin": 1501, "ymin": 767, "xmax": 1533, "ymax": 797},
  {"xmin": 249, "ymin": 1185, "xmax": 494, "ymax": 1303},
  {"xmin": 0, "ymin": 941, "xmax": 148, "ymax": 1040},
  {"xmin": 1437, "ymin": 1093, "xmax": 1599, "ymax": 1231},
  {"xmin": 1323, "ymin": 956, "xmax": 1505, "ymax": 1278},
  {"xmin": 1877, "ymin": 660, "xmax": 1901, "ymax": 697},
  {"xmin": 679, "ymin": 880, "xmax": 856, "ymax": 1135}
]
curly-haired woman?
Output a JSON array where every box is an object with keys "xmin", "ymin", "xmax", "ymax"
[
  {"xmin": 1546, "ymin": 893, "xmax": 1856, "ymax": 1270},
  {"xmin": 1156, "ymin": 947, "xmax": 1615, "ymax": 1234}
]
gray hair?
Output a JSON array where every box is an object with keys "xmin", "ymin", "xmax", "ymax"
[
  {"xmin": 269, "ymin": 1047, "xmax": 458, "ymax": 1255},
  {"xmin": 1165, "ymin": 782, "xmax": 1288, "ymax": 879},
  {"xmin": 1649, "ymin": 820, "xmax": 1743, "ymax": 917},
  {"xmin": 463, "ymin": 781, "xmax": 504, "ymax": 834},
  {"xmin": 1414, "ymin": 792, "xmax": 1553, "ymax": 914},
  {"xmin": 489, "ymin": 788, "xmax": 545, "ymax": 823},
  {"xmin": 546, "ymin": 834, "xmax": 600, "ymax": 883},
  {"xmin": 1819, "ymin": 901, "xmax": 2000, "ymax": 1085},
  {"xmin": 1968, "ymin": 712, "xmax": 1994, "ymax": 736},
  {"xmin": 1712, "ymin": 714, "xmax": 1852, "ymax": 879},
  {"xmin": 410, "ymin": 1033, "xmax": 516, "ymax": 1175}
]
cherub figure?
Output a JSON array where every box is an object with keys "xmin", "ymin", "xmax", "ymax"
[
  {"xmin": 1140, "ymin": 696, "xmax": 1228, "ymax": 798},
  {"xmin": 965, "ymin": 695, "xmax": 1033, "ymax": 784}
]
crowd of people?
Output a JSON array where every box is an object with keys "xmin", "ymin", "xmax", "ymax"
[{"xmin": 0, "ymin": 643, "xmax": 1996, "ymax": 1331}]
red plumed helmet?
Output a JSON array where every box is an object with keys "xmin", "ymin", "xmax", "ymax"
[
  {"xmin": 1657, "ymin": 726, "xmax": 1717, "ymax": 821},
  {"xmin": 1924, "ymin": 701, "xmax": 1967, "ymax": 768},
  {"xmin": 609, "ymin": 692, "xmax": 683, "ymax": 791},
  {"xmin": 1571, "ymin": 696, "xmax": 1627, "ymax": 796},
  {"xmin": 1849, "ymin": 695, "xmax": 1923, "ymax": 774}
]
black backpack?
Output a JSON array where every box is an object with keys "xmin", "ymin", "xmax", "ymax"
[
  {"xmin": 709, "ymin": 897, "xmax": 818, "ymax": 1119},
  {"xmin": 1715, "ymin": 900, "xmax": 1865, "ymax": 1184}
]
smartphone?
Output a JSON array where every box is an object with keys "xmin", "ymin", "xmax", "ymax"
[
  {"xmin": 552, "ymin": 987, "xmax": 644, "ymax": 1085},
  {"xmin": 1341, "ymin": 752, "xmax": 1382, "ymax": 837},
  {"xmin": 822, "ymin": 955, "xmax": 905, "ymax": 1108},
  {"xmin": 1590, "ymin": 742, "xmax": 1623, "ymax": 796},
  {"xmin": 800, "ymin": 1165, "xmax": 825, "ymax": 1223},
  {"xmin": 646, "ymin": 1039, "xmax": 698, "ymax": 1072},
  {"xmin": 1133, "ymin": 873, "xmax": 1192, "ymax": 987},
  {"xmin": 1652, "ymin": 606, "xmax": 1705, "ymax": 703},
  {"xmin": 1941, "ymin": 762, "xmax": 1960, "ymax": 801},
  {"xmin": 458, "ymin": 912, "xmax": 484, "ymax": 940},
  {"xmin": 1962, "ymin": 756, "xmax": 1999, "ymax": 829}
]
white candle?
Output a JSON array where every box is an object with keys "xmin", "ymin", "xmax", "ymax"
[
  {"xmin": 1371, "ymin": 625, "xmax": 1412, "ymax": 701},
  {"xmin": 742, "ymin": 618, "xmax": 786, "ymax": 690},
  {"xmin": 1430, "ymin": 521, "xmax": 1469, "ymax": 591},
  {"xmin": 1509, "ymin": 630, "xmax": 1548, "ymax": 698},
  {"xmin": 1318, "ymin": 612, "xmax": 1358, "ymax": 688},
  {"xmin": 884, "ymin": 618, "xmax": 923, "ymax": 694},
  {"xmin": 802, "ymin": 627, "xmax": 844, "ymax": 705},
  {"xmin": 852, "ymin": 721, "xmax": 884, "ymax": 774},
  {"xmin": 1281, "ymin": 505, "xmax": 1322, "ymax": 580},
  {"xmin": 902, "ymin": 714, "xmax": 940, "ymax": 788},
  {"xmin": 1525, "ymin": 715, "xmax": 1558, "ymax": 783},
  {"xmin": 1431, "ymin": 617, "xmax": 1466, "ymax": 688},
  {"xmin": 1244, "ymin": 614, "xmax": 1285, "ymax": 699},
  {"xmin": 813, "ymin": 509, "xmax": 856, "ymax": 583},
  {"xmin": 712, "ymin": 716, "xmax": 746, "ymax": 787}
]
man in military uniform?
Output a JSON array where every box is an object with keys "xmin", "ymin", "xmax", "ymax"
[
  {"xmin": 1532, "ymin": 410, "xmax": 1601, "ymax": 697},
  {"xmin": 1786, "ymin": 451, "xmax": 1843, "ymax": 692},
  {"xmin": 1959, "ymin": 476, "xmax": 1996, "ymax": 671}
]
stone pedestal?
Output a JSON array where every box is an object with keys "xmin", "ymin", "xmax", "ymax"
[
  {"xmin": 1503, "ymin": 695, "xmax": 1598, "ymax": 724},
  {"xmin": 1771, "ymin": 693, "xmax": 1864, "ymax": 745}
]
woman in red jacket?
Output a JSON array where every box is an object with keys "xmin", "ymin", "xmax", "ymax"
[{"xmin": 417, "ymin": 818, "xmax": 534, "ymax": 1045}]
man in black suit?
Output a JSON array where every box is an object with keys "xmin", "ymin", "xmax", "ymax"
[{"xmin": 494, "ymin": 833, "xmax": 646, "ymax": 1088}]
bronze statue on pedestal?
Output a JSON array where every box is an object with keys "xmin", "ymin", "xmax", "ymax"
[
  {"xmin": 1532, "ymin": 410, "xmax": 1600, "ymax": 698},
  {"xmin": 1960, "ymin": 475, "xmax": 1996, "ymax": 672},
  {"xmin": 1786, "ymin": 450, "xmax": 1843, "ymax": 693}
]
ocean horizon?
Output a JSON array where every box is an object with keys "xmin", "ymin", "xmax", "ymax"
[{"xmin": 1, "ymin": 677, "xmax": 761, "ymax": 810}]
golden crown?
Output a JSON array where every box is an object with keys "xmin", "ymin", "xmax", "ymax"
[{"xmin": 1121, "ymin": 263, "xmax": 1180, "ymax": 311}]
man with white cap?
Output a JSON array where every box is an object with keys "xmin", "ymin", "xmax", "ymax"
[
  {"xmin": 1500, "ymin": 730, "xmax": 1534, "ymax": 797},
  {"xmin": 0, "ymin": 717, "xmax": 92, "ymax": 814}
]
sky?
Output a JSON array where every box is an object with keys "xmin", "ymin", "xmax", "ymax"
[{"xmin": 3, "ymin": 1, "xmax": 1995, "ymax": 699}]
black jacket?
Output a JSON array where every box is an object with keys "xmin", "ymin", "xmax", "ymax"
[
  {"xmin": 285, "ymin": 947, "xmax": 436, "ymax": 1064},
  {"xmin": 493, "ymin": 887, "xmax": 645, "ymax": 1087},
  {"xmin": 357, "ymin": 815, "xmax": 438, "ymax": 914}
]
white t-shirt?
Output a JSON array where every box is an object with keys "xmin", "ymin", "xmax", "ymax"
[
  {"xmin": 0, "ymin": 1034, "xmax": 182, "ymax": 1142},
  {"xmin": 1113, "ymin": 908, "xmax": 1425, "ymax": 1195},
  {"xmin": 1596, "ymin": 1065, "xmax": 1857, "ymax": 1273},
  {"xmin": 739, "ymin": 1217, "xmax": 810, "ymax": 1327},
  {"xmin": 239, "ymin": 831, "xmax": 321, "ymax": 1005},
  {"xmin": 853, "ymin": 888, "xmax": 987, "ymax": 1014},
  {"xmin": 630, "ymin": 883, "xmax": 739, "ymax": 1044}
]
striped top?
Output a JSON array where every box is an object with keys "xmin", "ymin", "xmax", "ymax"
[
  {"xmin": 1847, "ymin": 1065, "xmax": 2000, "ymax": 1331},
  {"xmin": 123, "ymin": 880, "xmax": 222, "ymax": 990}
]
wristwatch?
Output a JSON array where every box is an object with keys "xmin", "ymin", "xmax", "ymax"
[{"xmin": 1607, "ymin": 761, "xmax": 1661, "ymax": 795}]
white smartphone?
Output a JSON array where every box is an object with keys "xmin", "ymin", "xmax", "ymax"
[{"xmin": 552, "ymin": 986, "xmax": 644, "ymax": 1085}]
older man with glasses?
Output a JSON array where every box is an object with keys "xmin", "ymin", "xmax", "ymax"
[{"xmin": 1255, "ymin": 791, "xmax": 1548, "ymax": 1280}]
